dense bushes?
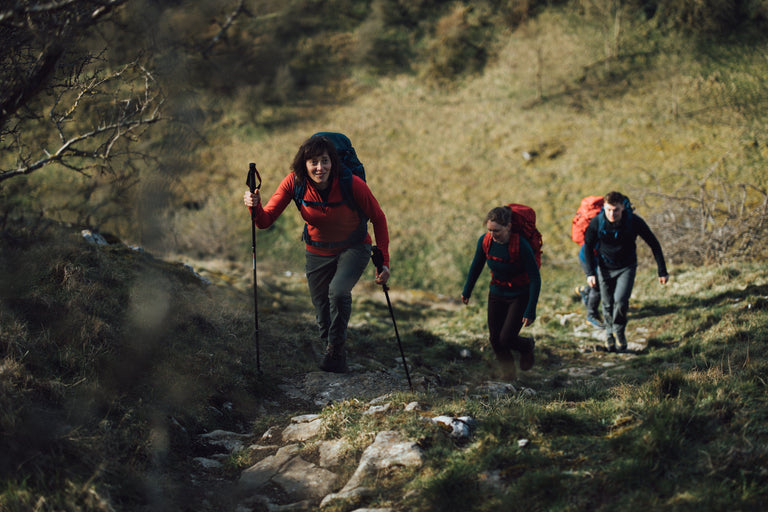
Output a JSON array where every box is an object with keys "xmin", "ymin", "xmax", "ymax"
[{"xmin": 657, "ymin": 0, "xmax": 768, "ymax": 34}]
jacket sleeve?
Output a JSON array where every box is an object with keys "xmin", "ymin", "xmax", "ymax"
[
  {"xmin": 352, "ymin": 177, "xmax": 390, "ymax": 268},
  {"xmin": 635, "ymin": 216, "xmax": 668, "ymax": 277},
  {"xmin": 462, "ymin": 235, "xmax": 487, "ymax": 299},
  {"xmin": 583, "ymin": 216, "xmax": 600, "ymax": 276},
  {"xmin": 578, "ymin": 244, "xmax": 593, "ymax": 275},
  {"xmin": 250, "ymin": 173, "xmax": 294, "ymax": 229},
  {"xmin": 520, "ymin": 237, "xmax": 540, "ymax": 320}
]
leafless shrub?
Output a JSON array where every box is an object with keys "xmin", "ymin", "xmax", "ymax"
[
  {"xmin": 639, "ymin": 167, "xmax": 768, "ymax": 265},
  {"xmin": 0, "ymin": 1, "xmax": 164, "ymax": 185},
  {"xmin": 0, "ymin": 55, "xmax": 163, "ymax": 183}
]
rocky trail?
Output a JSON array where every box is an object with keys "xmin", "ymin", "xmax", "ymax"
[{"xmin": 182, "ymin": 303, "xmax": 646, "ymax": 512}]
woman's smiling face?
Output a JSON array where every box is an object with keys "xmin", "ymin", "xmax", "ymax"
[{"xmin": 306, "ymin": 151, "xmax": 332, "ymax": 189}]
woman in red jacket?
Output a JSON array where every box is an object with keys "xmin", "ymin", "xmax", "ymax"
[{"xmin": 243, "ymin": 134, "xmax": 390, "ymax": 373}]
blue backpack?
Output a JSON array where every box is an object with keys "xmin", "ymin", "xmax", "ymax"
[{"xmin": 293, "ymin": 132, "xmax": 368, "ymax": 247}]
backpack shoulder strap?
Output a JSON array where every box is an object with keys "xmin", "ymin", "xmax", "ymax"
[
  {"xmin": 597, "ymin": 209, "xmax": 605, "ymax": 235},
  {"xmin": 623, "ymin": 198, "xmax": 634, "ymax": 230},
  {"xmin": 293, "ymin": 177, "xmax": 306, "ymax": 210},
  {"xmin": 482, "ymin": 232, "xmax": 520, "ymax": 262},
  {"xmin": 481, "ymin": 232, "xmax": 492, "ymax": 256}
]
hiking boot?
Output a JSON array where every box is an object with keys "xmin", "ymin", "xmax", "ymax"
[
  {"xmin": 616, "ymin": 333, "xmax": 628, "ymax": 353},
  {"xmin": 604, "ymin": 333, "xmax": 617, "ymax": 353},
  {"xmin": 498, "ymin": 358, "xmax": 517, "ymax": 380},
  {"xmin": 575, "ymin": 286, "xmax": 589, "ymax": 306},
  {"xmin": 586, "ymin": 316, "xmax": 603, "ymax": 329},
  {"xmin": 319, "ymin": 343, "xmax": 348, "ymax": 373},
  {"xmin": 519, "ymin": 337, "xmax": 535, "ymax": 371}
]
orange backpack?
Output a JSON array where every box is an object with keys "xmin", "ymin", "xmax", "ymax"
[{"xmin": 571, "ymin": 196, "xmax": 604, "ymax": 245}]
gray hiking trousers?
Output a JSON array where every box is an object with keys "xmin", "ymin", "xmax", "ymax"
[
  {"xmin": 305, "ymin": 243, "xmax": 371, "ymax": 348},
  {"xmin": 597, "ymin": 264, "xmax": 636, "ymax": 342}
]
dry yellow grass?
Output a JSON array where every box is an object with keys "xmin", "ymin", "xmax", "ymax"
[{"xmin": 200, "ymin": 10, "xmax": 766, "ymax": 294}]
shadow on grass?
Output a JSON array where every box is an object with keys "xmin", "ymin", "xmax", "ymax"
[{"xmin": 632, "ymin": 282, "xmax": 768, "ymax": 320}]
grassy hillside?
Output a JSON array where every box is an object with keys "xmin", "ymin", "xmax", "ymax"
[
  {"xmin": 168, "ymin": 6, "xmax": 768, "ymax": 296},
  {"xmin": 3, "ymin": 2, "xmax": 768, "ymax": 511},
  {"xmin": 2, "ymin": 219, "xmax": 768, "ymax": 511},
  {"xmin": 6, "ymin": 3, "xmax": 767, "ymax": 294}
]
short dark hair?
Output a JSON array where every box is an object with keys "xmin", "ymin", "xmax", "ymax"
[
  {"xmin": 485, "ymin": 206, "xmax": 512, "ymax": 226},
  {"xmin": 604, "ymin": 191, "xmax": 625, "ymax": 206},
  {"xmin": 291, "ymin": 135, "xmax": 341, "ymax": 185}
]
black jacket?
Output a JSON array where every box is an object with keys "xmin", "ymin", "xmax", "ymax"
[{"xmin": 583, "ymin": 211, "xmax": 667, "ymax": 277}]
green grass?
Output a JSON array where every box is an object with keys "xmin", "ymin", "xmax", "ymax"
[
  {"xmin": 3, "ymin": 3, "xmax": 768, "ymax": 511},
  {"xmin": 3, "ymin": 219, "xmax": 768, "ymax": 510}
]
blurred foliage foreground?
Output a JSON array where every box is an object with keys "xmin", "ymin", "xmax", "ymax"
[{"xmin": 2, "ymin": 219, "xmax": 768, "ymax": 511}]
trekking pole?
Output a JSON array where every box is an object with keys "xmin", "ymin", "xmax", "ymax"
[
  {"xmin": 371, "ymin": 246, "xmax": 413, "ymax": 392},
  {"xmin": 246, "ymin": 163, "xmax": 262, "ymax": 375}
]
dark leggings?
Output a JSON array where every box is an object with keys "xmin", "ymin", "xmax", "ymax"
[{"xmin": 487, "ymin": 293, "xmax": 533, "ymax": 362}]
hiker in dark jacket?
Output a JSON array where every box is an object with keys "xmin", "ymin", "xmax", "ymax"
[
  {"xmin": 243, "ymin": 134, "xmax": 390, "ymax": 373},
  {"xmin": 583, "ymin": 191, "xmax": 668, "ymax": 352},
  {"xmin": 461, "ymin": 206, "xmax": 540, "ymax": 379}
]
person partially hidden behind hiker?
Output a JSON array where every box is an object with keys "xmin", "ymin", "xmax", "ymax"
[
  {"xmin": 577, "ymin": 243, "xmax": 603, "ymax": 328},
  {"xmin": 582, "ymin": 191, "xmax": 668, "ymax": 353},
  {"xmin": 243, "ymin": 134, "xmax": 390, "ymax": 373},
  {"xmin": 461, "ymin": 206, "xmax": 540, "ymax": 379}
]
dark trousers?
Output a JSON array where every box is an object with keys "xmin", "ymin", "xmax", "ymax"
[
  {"xmin": 587, "ymin": 286, "xmax": 601, "ymax": 319},
  {"xmin": 597, "ymin": 265, "xmax": 636, "ymax": 340},
  {"xmin": 579, "ymin": 244, "xmax": 601, "ymax": 318},
  {"xmin": 305, "ymin": 244, "xmax": 370, "ymax": 347},
  {"xmin": 487, "ymin": 293, "xmax": 534, "ymax": 362}
]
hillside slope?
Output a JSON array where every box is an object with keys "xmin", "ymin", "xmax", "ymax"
[
  {"xmin": 2, "ymin": 221, "xmax": 768, "ymax": 510},
  {"xmin": 3, "ymin": 3, "xmax": 768, "ymax": 510}
]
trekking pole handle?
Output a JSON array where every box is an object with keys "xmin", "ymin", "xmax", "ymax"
[
  {"xmin": 371, "ymin": 246, "xmax": 389, "ymax": 290},
  {"xmin": 247, "ymin": 163, "xmax": 262, "ymax": 193},
  {"xmin": 371, "ymin": 245, "xmax": 385, "ymax": 273}
]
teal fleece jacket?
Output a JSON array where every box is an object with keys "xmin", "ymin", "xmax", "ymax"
[{"xmin": 462, "ymin": 234, "xmax": 541, "ymax": 320}]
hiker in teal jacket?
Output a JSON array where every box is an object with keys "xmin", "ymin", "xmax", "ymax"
[
  {"xmin": 583, "ymin": 191, "xmax": 668, "ymax": 352},
  {"xmin": 461, "ymin": 206, "xmax": 540, "ymax": 379}
]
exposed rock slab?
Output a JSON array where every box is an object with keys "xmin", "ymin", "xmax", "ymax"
[{"xmin": 321, "ymin": 430, "xmax": 424, "ymax": 507}]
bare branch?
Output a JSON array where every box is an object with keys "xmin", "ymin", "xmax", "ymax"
[
  {"xmin": 639, "ymin": 167, "xmax": 768, "ymax": 265},
  {"xmin": 201, "ymin": 0, "xmax": 250, "ymax": 58},
  {"xmin": 0, "ymin": 0, "xmax": 128, "ymax": 24},
  {"xmin": 0, "ymin": 1, "xmax": 131, "ymax": 127},
  {"xmin": 0, "ymin": 59, "xmax": 164, "ymax": 183},
  {"xmin": 0, "ymin": 43, "xmax": 64, "ymax": 127}
]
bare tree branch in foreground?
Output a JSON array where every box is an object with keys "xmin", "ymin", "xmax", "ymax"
[
  {"xmin": 0, "ymin": 0, "xmax": 166, "ymax": 187},
  {"xmin": 0, "ymin": 56, "xmax": 163, "ymax": 183},
  {"xmin": 201, "ymin": 0, "xmax": 250, "ymax": 58}
]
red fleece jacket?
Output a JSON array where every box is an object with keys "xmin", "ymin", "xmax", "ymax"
[{"xmin": 251, "ymin": 172, "xmax": 390, "ymax": 268}]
